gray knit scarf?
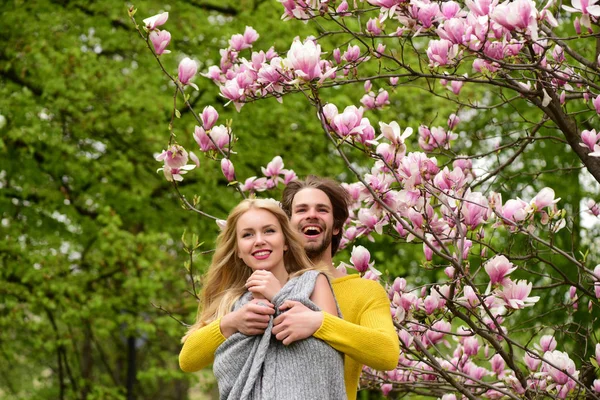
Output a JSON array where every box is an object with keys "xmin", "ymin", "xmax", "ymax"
[{"xmin": 213, "ymin": 270, "xmax": 346, "ymax": 400}]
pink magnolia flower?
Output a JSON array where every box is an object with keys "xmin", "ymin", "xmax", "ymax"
[
  {"xmin": 450, "ymin": 80, "xmax": 464, "ymax": 95},
  {"xmin": 220, "ymin": 79, "xmax": 244, "ymax": 103},
  {"xmin": 243, "ymin": 26, "xmax": 259, "ymax": 46},
  {"xmin": 361, "ymin": 93, "xmax": 376, "ymax": 110},
  {"xmin": 596, "ymin": 343, "xmax": 600, "ymax": 366},
  {"xmin": 336, "ymin": 0, "xmax": 351, "ymax": 15},
  {"xmin": 594, "ymin": 379, "xmax": 600, "ymax": 393},
  {"xmin": 390, "ymin": 77, "xmax": 399, "ymax": 86},
  {"xmin": 502, "ymin": 198, "xmax": 529, "ymax": 222},
  {"xmin": 240, "ymin": 176, "xmax": 268, "ymax": 192},
  {"xmin": 418, "ymin": 125, "xmax": 457, "ymax": 151},
  {"xmin": 149, "ymin": 30, "xmax": 171, "ymax": 55},
  {"xmin": 499, "ymin": 279, "xmax": 540, "ymax": 309},
  {"xmin": 552, "ymin": 45, "xmax": 565, "ymax": 63},
  {"xmin": 344, "ymin": 45, "xmax": 361, "ymax": 63},
  {"xmin": 462, "ymin": 285, "xmax": 481, "ymax": 307},
  {"xmin": 539, "ymin": 335, "xmax": 557, "ymax": 352},
  {"xmin": 322, "ymin": 103, "xmax": 339, "ymax": 123},
  {"xmin": 426, "ymin": 39, "xmax": 459, "ymax": 67},
  {"xmin": 433, "ymin": 166, "xmax": 466, "ymax": 192},
  {"xmin": 381, "ymin": 384, "xmax": 393, "ymax": 396},
  {"xmin": 363, "ymin": 270, "xmax": 380, "ymax": 281},
  {"xmin": 229, "ymin": 34, "xmax": 247, "ymax": 52},
  {"xmin": 332, "ymin": 106, "xmax": 367, "ymax": 137},
  {"xmin": 193, "ymin": 126, "xmax": 211, "ymax": 152},
  {"xmin": 379, "ymin": 121, "xmax": 413, "ymax": 148},
  {"xmin": 491, "ymin": 0, "xmax": 538, "ymax": 34},
  {"xmin": 424, "ymin": 320, "xmax": 451, "ymax": 346},
  {"xmin": 358, "ymin": 124, "xmax": 376, "ymax": 144},
  {"xmin": 423, "ymin": 242, "xmax": 434, "ymax": 261},
  {"xmin": 423, "ymin": 291, "xmax": 441, "ymax": 314},
  {"xmin": 201, "ymin": 106, "xmax": 219, "ymax": 130},
  {"xmin": 441, "ymin": 1, "xmax": 463, "ymax": 18},
  {"xmin": 178, "ymin": 58, "xmax": 198, "ymax": 89},
  {"xmin": 530, "ymin": 187, "xmax": 560, "ymax": 210},
  {"xmin": 209, "ymin": 125, "xmax": 231, "ymax": 150},
  {"xmin": 453, "ymin": 157, "xmax": 473, "ymax": 174},
  {"xmin": 375, "ymin": 43, "xmax": 386, "ymax": 57},
  {"xmin": 413, "ymin": 0, "xmax": 440, "ymax": 28},
  {"xmin": 463, "ymin": 191, "xmax": 489, "ymax": 229},
  {"xmin": 204, "ymin": 65, "xmax": 223, "ymax": 82},
  {"xmin": 350, "ymin": 245, "xmax": 381, "ymax": 275},
  {"xmin": 447, "ymin": 113, "xmax": 460, "ymax": 129},
  {"xmin": 285, "ymin": 39, "xmax": 325, "ymax": 81},
  {"xmin": 524, "ymin": 351, "xmax": 541, "ymax": 371},
  {"xmin": 465, "ymin": 0, "xmax": 497, "ymax": 16},
  {"xmin": 490, "ymin": 353, "xmax": 505, "ymax": 375},
  {"xmin": 155, "ymin": 145, "xmax": 196, "ymax": 182},
  {"xmin": 593, "ymin": 95, "xmax": 600, "ymax": 114},
  {"xmin": 484, "ymin": 255, "xmax": 517, "ymax": 285},
  {"xmin": 220, "ymin": 158, "xmax": 235, "ymax": 182},
  {"xmin": 366, "ymin": 17, "xmax": 383, "ymax": 35},
  {"xmin": 375, "ymin": 90, "xmax": 390, "ymax": 108},
  {"xmin": 262, "ymin": 156, "xmax": 284, "ymax": 177},
  {"xmin": 463, "ymin": 336, "xmax": 479, "ymax": 356},
  {"xmin": 143, "ymin": 12, "xmax": 169, "ymax": 30},
  {"xmin": 282, "ymin": 169, "xmax": 297, "ymax": 184},
  {"xmin": 562, "ymin": 0, "xmax": 600, "ymax": 28},
  {"xmin": 541, "ymin": 350, "xmax": 579, "ymax": 386},
  {"xmin": 393, "ymin": 277, "xmax": 407, "ymax": 292},
  {"xmin": 579, "ymin": 129, "xmax": 599, "ymax": 151},
  {"xmin": 589, "ymin": 199, "xmax": 600, "ymax": 217}
]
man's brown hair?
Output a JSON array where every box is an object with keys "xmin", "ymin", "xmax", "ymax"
[{"xmin": 281, "ymin": 175, "xmax": 350, "ymax": 256}]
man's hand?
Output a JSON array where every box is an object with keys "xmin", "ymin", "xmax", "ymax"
[
  {"xmin": 272, "ymin": 300, "xmax": 324, "ymax": 345},
  {"xmin": 245, "ymin": 270, "xmax": 283, "ymax": 302},
  {"xmin": 220, "ymin": 298, "xmax": 275, "ymax": 337}
]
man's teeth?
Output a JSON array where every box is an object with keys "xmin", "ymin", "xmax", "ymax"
[{"xmin": 303, "ymin": 227, "xmax": 322, "ymax": 235}]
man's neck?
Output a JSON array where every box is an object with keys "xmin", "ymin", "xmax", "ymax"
[{"xmin": 309, "ymin": 252, "xmax": 346, "ymax": 278}]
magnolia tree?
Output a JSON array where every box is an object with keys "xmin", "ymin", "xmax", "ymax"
[{"xmin": 130, "ymin": 1, "xmax": 600, "ymax": 398}]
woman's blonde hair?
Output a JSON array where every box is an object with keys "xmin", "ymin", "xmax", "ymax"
[{"xmin": 182, "ymin": 198, "xmax": 317, "ymax": 342}]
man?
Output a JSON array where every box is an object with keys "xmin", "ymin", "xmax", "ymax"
[{"xmin": 179, "ymin": 176, "xmax": 399, "ymax": 399}]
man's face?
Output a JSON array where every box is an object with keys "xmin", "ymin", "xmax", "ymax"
[{"xmin": 289, "ymin": 188, "xmax": 339, "ymax": 258}]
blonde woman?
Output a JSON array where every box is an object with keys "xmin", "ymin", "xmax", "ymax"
[{"xmin": 181, "ymin": 199, "xmax": 346, "ymax": 400}]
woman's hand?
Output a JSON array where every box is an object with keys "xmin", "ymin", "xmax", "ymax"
[
  {"xmin": 220, "ymin": 298, "xmax": 275, "ymax": 337},
  {"xmin": 245, "ymin": 270, "xmax": 283, "ymax": 302}
]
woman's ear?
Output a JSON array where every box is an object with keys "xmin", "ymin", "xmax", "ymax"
[{"xmin": 284, "ymin": 244, "xmax": 289, "ymax": 252}]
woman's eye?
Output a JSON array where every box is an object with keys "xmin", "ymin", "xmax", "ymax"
[{"xmin": 242, "ymin": 232, "xmax": 252, "ymax": 238}]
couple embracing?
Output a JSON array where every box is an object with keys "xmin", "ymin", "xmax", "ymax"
[{"xmin": 179, "ymin": 176, "xmax": 400, "ymax": 400}]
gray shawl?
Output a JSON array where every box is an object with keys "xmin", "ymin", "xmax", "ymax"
[{"xmin": 213, "ymin": 270, "xmax": 346, "ymax": 400}]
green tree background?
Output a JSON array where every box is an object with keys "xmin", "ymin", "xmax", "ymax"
[{"xmin": 2, "ymin": 0, "xmax": 599, "ymax": 399}]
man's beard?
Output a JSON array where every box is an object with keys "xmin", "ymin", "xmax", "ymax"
[{"xmin": 304, "ymin": 229, "xmax": 333, "ymax": 260}]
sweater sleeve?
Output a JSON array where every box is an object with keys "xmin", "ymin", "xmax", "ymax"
[
  {"xmin": 178, "ymin": 319, "xmax": 227, "ymax": 372},
  {"xmin": 313, "ymin": 287, "xmax": 399, "ymax": 371}
]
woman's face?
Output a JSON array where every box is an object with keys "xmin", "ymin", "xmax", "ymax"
[{"xmin": 236, "ymin": 208, "xmax": 287, "ymax": 274}]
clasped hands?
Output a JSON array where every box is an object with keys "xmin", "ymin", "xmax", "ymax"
[{"xmin": 220, "ymin": 270, "xmax": 323, "ymax": 344}]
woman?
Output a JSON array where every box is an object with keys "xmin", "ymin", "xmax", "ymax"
[{"xmin": 182, "ymin": 199, "xmax": 346, "ymax": 400}]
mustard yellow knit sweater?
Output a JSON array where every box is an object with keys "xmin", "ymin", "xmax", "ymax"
[{"xmin": 179, "ymin": 274, "xmax": 399, "ymax": 400}]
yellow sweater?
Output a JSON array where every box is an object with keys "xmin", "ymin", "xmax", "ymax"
[{"xmin": 179, "ymin": 274, "xmax": 400, "ymax": 400}]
